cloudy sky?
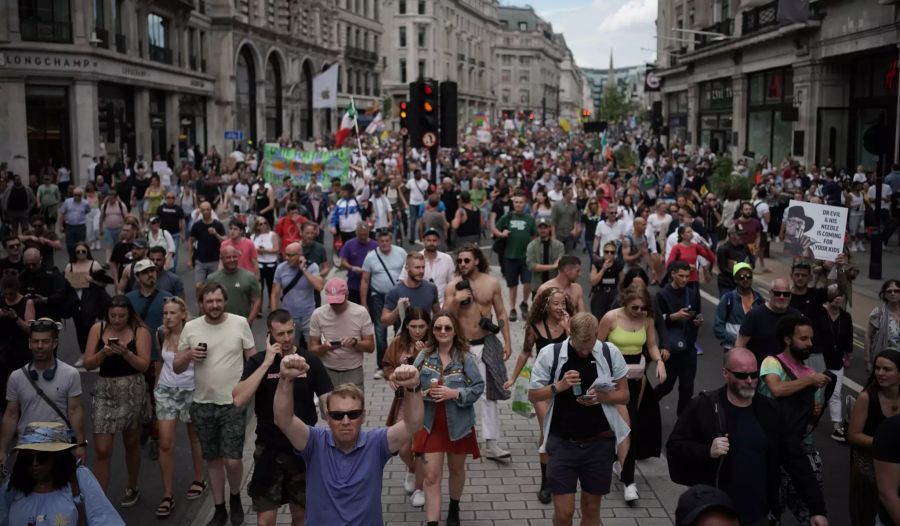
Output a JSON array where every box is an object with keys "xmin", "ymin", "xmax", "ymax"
[{"xmin": 520, "ymin": 0, "xmax": 658, "ymax": 70}]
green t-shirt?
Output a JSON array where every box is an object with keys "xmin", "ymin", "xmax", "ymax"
[
  {"xmin": 470, "ymin": 188, "xmax": 487, "ymax": 207},
  {"xmin": 207, "ymin": 268, "xmax": 261, "ymax": 318},
  {"xmin": 496, "ymin": 212, "xmax": 536, "ymax": 259}
]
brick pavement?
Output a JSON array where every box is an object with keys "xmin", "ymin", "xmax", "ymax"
[{"xmin": 193, "ymin": 267, "xmax": 679, "ymax": 526}]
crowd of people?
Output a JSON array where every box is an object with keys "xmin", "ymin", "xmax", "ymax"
[{"xmin": 0, "ymin": 123, "xmax": 898, "ymax": 526}]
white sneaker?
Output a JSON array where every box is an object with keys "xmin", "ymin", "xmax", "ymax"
[
  {"xmin": 410, "ymin": 489, "xmax": 425, "ymax": 507},
  {"xmin": 373, "ymin": 369, "xmax": 384, "ymax": 380},
  {"xmin": 483, "ymin": 439, "xmax": 511, "ymax": 460},
  {"xmin": 624, "ymin": 483, "xmax": 639, "ymax": 503},
  {"xmin": 74, "ymin": 356, "xmax": 84, "ymax": 368},
  {"xmin": 403, "ymin": 472, "xmax": 416, "ymax": 494}
]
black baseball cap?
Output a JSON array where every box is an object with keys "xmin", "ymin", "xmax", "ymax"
[
  {"xmin": 675, "ymin": 485, "xmax": 737, "ymax": 526},
  {"xmin": 423, "ymin": 227, "xmax": 442, "ymax": 239}
]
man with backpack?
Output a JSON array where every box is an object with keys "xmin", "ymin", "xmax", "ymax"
[
  {"xmin": 757, "ymin": 315, "xmax": 833, "ymax": 525},
  {"xmin": 666, "ymin": 347, "xmax": 829, "ymax": 526}
]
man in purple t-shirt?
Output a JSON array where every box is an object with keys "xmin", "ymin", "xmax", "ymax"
[
  {"xmin": 339, "ymin": 222, "xmax": 377, "ymax": 304},
  {"xmin": 274, "ymin": 355, "xmax": 424, "ymax": 526}
]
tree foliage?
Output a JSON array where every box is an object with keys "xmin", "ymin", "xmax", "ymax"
[{"xmin": 600, "ymin": 87, "xmax": 637, "ymax": 126}]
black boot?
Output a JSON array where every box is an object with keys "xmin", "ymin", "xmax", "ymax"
[
  {"xmin": 205, "ymin": 504, "xmax": 227, "ymax": 526},
  {"xmin": 446, "ymin": 498, "xmax": 460, "ymax": 526},
  {"xmin": 229, "ymin": 493, "xmax": 244, "ymax": 526}
]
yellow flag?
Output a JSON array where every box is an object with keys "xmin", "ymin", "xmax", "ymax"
[{"xmin": 559, "ymin": 118, "xmax": 571, "ymax": 133}]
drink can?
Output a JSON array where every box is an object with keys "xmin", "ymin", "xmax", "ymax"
[{"xmin": 572, "ymin": 383, "xmax": 582, "ymax": 396}]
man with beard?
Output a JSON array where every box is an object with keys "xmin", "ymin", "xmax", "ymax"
[
  {"xmin": 757, "ymin": 316, "xmax": 833, "ymax": 526},
  {"xmin": 271, "ymin": 242, "xmax": 324, "ymax": 345},
  {"xmin": 110, "ymin": 221, "xmax": 138, "ymax": 283},
  {"xmin": 300, "ymin": 222, "xmax": 330, "ymax": 306},
  {"xmin": 0, "ymin": 236, "xmax": 24, "ymax": 277},
  {"xmin": 715, "ymin": 226, "xmax": 752, "ymax": 298},
  {"xmin": 734, "ymin": 202, "xmax": 767, "ymax": 272},
  {"xmin": 147, "ymin": 246, "xmax": 185, "ymax": 298},
  {"xmin": 188, "ymin": 201, "xmax": 227, "ymax": 297},
  {"xmin": 381, "ymin": 252, "xmax": 439, "ymax": 334},
  {"xmin": 526, "ymin": 218, "xmax": 565, "ymax": 294},
  {"xmin": 735, "ymin": 279, "xmax": 802, "ymax": 364},
  {"xmin": 0, "ymin": 318, "xmax": 87, "ymax": 464},
  {"xmin": 174, "ymin": 283, "xmax": 256, "ymax": 526},
  {"xmin": 116, "ymin": 237, "xmax": 150, "ymax": 294},
  {"xmin": 443, "ymin": 243, "xmax": 513, "ymax": 461},
  {"xmin": 788, "ymin": 261, "xmax": 827, "ymax": 321},
  {"xmin": 399, "ymin": 228, "xmax": 455, "ymax": 305},
  {"xmin": 20, "ymin": 215, "xmax": 62, "ymax": 265},
  {"xmin": 19, "ymin": 248, "xmax": 67, "ymax": 321},
  {"xmin": 275, "ymin": 203, "xmax": 309, "ymax": 257},
  {"xmin": 667, "ymin": 348, "xmax": 829, "ymax": 526},
  {"xmin": 536, "ymin": 255, "xmax": 587, "ymax": 313}
]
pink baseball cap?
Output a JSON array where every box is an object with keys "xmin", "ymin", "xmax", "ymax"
[{"xmin": 324, "ymin": 278, "xmax": 349, "ymax": 304}]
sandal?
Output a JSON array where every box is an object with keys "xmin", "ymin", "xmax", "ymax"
[
  {"xmin": 186, "ymin": 480, "xmax": 207, "ymax": 500},
  {"xmin": 156, "ymin": 496, "xmax": 175, "ymax": 518}
]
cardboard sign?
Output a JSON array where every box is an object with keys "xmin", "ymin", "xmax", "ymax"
[{"xmin": 783, "ymin": 200, "xmax": 847, "ymax": 261}]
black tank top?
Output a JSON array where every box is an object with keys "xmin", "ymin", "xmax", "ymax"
[
  {"xmin": 457, "ymin": 207, "xmax": 481, "ymax": 237},
  {"xmin": 255, "ymin": 187, "xmax": 274, "ymax": 224},
  {"xmin": 531, "ymin": 320, "xmax": 567, "ymax": 354},
  {"xmin": 96, "ymin": 322, "xmax": 141, "ymax": 377},
  {"xmin": 863, "ymin": 387, "xmax": 888, "ymax": 437}
]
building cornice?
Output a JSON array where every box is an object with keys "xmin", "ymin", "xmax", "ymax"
[{"xmin": 210, "ymin": 17, "xmax": 339, "ymax": 58}]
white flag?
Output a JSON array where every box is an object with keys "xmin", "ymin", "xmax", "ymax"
[{"xmin": 312, "ymin": 66, "xmax": 339, "ymax": 109}]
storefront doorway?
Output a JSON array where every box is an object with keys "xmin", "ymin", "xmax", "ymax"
[{"xmin": 25, "ymin": 85, "xmax": 71, "ymax": 176}]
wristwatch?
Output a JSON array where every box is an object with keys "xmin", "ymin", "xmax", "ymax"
[
  {"xmin": 405, "ymin": 385, "xmax": 422, "ymax": 393},
  {"xmin": 550, "ymin": 384, "xmax": 558, "ymax": 396}
]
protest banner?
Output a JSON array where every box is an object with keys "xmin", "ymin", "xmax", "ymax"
[
  {"xmin": 262, "ymin": 145, "xmax": 350, "ymax": 187},
  {"xmin": 783, "ymin": 200, "xmax": 847, "ymax": 261}
]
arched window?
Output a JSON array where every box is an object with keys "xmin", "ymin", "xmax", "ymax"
[
  {"xmin": 236, "ymin": 46, "xmax": 257, "ymax": 143},
  {"xmin": 265, "ymin": 55, "xmax": 283, "ymax": 139}
]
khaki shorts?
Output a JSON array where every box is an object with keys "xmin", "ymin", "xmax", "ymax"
[
  {"xmin": 247, "ymin": 444, "xmax": 307, "ymax": 512},
  {"xmin": 189, "ymin": 403, "xmax": 246, "ymax": 460}
]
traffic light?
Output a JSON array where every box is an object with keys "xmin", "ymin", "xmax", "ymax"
[
  {"xmin": 439, "ymin": 81, "xmax": 458, "ymax": 148},
  {"xmin": 409, "ymin": 79, "xmax": 439, "ymax": 148},
  {"xmin": 399, "ymin": 101, "xmax": 408, "ymax": 130},
  {"xmin": 582, "ymin": 109, "xmax": 592, "ymax": 122},
  {"xmin": 529, "ymin": 112, "xmax": 535, "ymax": 122}
]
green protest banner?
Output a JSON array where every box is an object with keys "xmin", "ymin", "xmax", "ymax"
[{"xmin": 262, "ymin": 145, "xmax": 351, "ymax": 187}]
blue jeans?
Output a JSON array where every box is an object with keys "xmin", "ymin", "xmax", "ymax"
[
  {"xmin": 408, "ymin": 205, "xmax": 421, "ymax": 242},
  {"xmin": 655, "ymin": 346, "xmax": 697, "ymax": 415},
  {"xmin": 170, "ymin": 232, "xmax": 181, "ymax": 271},
  {"xmin": 367, "ymin": 290, "xmax": 398, "ymax": 369}
]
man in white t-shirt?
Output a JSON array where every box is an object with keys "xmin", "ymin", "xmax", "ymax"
[
  {"xmin": 174, "ymin": 283, "xmax": 255, "ymax": 526},
  {"xmin": 593, "ymin": 214, "xmax": 626, "ymax": 257},
  {"xmin": 406, "ymin": 170, "xmax": 430, "ymax": 244}
]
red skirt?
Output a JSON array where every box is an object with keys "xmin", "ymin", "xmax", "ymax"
[{"xmin": 412, "ymin": 402, "xmax": 480, "ymax": 458}]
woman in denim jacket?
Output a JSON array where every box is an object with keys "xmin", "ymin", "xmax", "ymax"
[{"xmin": 412, "ymin": 312, "xmax": 485, "ymax": 526}]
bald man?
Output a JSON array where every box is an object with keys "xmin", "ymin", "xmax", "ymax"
[
  {"xmin": 207, "ymin": 245, "xmax": 261, "ymax": 323},
  {"xmin": 667, "ymin": 348, "xmax": 829, "ymax": 526},
  {"xmin": 271, "ymin": 242, "xmax": 324, "ymax": 342},
  {"xmin": 734, "ymin": 278, "xmax": 802, "ymax": 364},
  {"xmin": 18, "ymin": 247, "xmax": 68, "ymax": 321}
]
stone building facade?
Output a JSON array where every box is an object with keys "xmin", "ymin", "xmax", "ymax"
[
  {"xmin": 656, "ymin": 0, "xmax": 900, "ymax": 170},
  {"xmin": 380, "ymin": 0, "xmax": 498, "ymax": 128},
  {"xmin": 333, "ymin": 0, "xmax": 383, "ymax": 128},
  {"xmin": 494, "ymin": 5, "xmax": 563, "ymax": 123}
]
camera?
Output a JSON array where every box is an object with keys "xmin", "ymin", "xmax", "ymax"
[
  {"xmin": 455, "ymin": 280, "xmax": 472, "ymax": 305},
  {"xmin": 478, "ymin": 315, "xmax": 501, "ymax": 335}
]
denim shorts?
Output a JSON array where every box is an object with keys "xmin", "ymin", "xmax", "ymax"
[
  {"xmin": 103, "ymin": 227, "xmax": 122, "ymax": 247},
  {"xmin": 546, "ymin": 433, "xmax": 615, "ymax": 496}
]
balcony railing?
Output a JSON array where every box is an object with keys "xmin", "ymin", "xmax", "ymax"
[
  {"xmin": 742, "ymin": 1, "xmax": 778, "ymax": 35},
  {"xmin": 344, "ymin": 46, "xmax": 377, "ymax": 63},
  {"xmin": 115, "ymin": 33, "xmax": 126, "ymax": 53},
  {"xmin": 94, "ymin": 27, "xmax": 109, "ymax": 48},
  {"xmin": 693, "ymin": 19, "xmax": 734, "ymax": 49},
  {"xmin": 149, "ymin": 44, "xmax": 173, "ymax": 65}
]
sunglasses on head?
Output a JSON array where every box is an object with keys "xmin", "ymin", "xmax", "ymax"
[
  {"xmin": 726, "ymin": 369, "xmax": 760, "ymax": 380},
  {"xmin": 772, "ymin": 290, "xmax": 792, "ymax": 298},
  {"xmin": 328, "ymin": 409, "xmax": 364, "ymax": 421}
]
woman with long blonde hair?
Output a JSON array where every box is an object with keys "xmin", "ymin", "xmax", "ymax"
[{"xmin": 153, "ymin": 296, "xmax": 206, "ymax": 517}]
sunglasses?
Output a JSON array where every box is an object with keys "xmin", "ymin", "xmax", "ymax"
[
  {"xmin": 772, "ymin": 290, "xmax": 792, "ymax": 298},
  {"xmin": 75, "ymin": 250, "xmax": 88, "ymax": 255},
  {"xmin": 603, "ymin": 250, "xmax": 616, "ymax": 254},
  {"xmin": 735, "ymin": 274, "xmax": 752, "ymax": 281},
  {"xmin": 886, "ymin": 289, "xmax": 900, "ymax": 294},
  {"xmin": 726, "ymin": 369, "xmax": 760, "ymax": 380},
  {"xmin": 328, "ymin": 409, "xmax": 364, "ymax": 421},
  {"xmin": 433, "ymin": 324, "xmax": 454, "ymax": 333},
  {"xmin": 456, "ymin": 258, "xmax": 472, "ymax": 264},
  {"xmin": 23, "ymin": 451, "xmax": 53, "ymax": 465}
]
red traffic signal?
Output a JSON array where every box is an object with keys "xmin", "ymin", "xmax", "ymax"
[
  {"xmin": 424, "ymin": 84, "xmax": 433, "ymax": 96},
  {"xmin": 529, "ymin": 112, "xmax": 535, "ymax": 121},
  {"xmin": 399, "ymin": 101, "xmax": 408, "ymax": 119}
]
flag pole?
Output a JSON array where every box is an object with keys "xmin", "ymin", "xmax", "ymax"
[{"xmin": 349, "ymin": 96, "xmax": 365, "ymax": 168}]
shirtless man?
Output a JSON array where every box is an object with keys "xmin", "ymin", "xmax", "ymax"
[
  {"xmin": 443, "ymin": 243, "xmax": 513, "ymax": 461},
  {"xmin": 536, "ymin": 255, "xmax": 586, "ymax": 313}
]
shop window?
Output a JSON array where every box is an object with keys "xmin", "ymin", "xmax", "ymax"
[
  {"xmin": 26, "ymin": 85, "xmax": 71, "ymax": 175},
  {"xmin": 19, "ymin": 0, "xmax": 72, "ymax": 43}
]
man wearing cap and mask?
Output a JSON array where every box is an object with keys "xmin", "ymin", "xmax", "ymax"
[
  {"xmin": 715, "ymin": 225, "xmax": 751, "ymax": 298},
  {"xmin": 308, "ymin": 278, "xmax": 376, "ymax": 391},
  {"xmin": 116, "ymin": 237, "xmax": 150, "ymax": 294},
  {"xmin": 0, "ymin": 319, "xmax": 87, "ymax": 464},
  {"xmin": 714, "ymin": 262, "xmax": 763, "ymax": 351}
]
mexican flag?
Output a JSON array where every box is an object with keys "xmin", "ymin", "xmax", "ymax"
[{"xmin": 335, "ymin": 102, "xmax": 357, "ymax": 147}]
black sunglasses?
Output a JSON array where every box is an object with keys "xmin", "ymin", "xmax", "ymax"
[
  {"xmin": 726, "ymin": 369, "xmax": 760, "ymax": 380},
  {"xmin": 772, "ymin": 290, "xmax": 792, "ymax": 298},
  {"xmin": 327, "ymin": 409, "xmax": 364, "ymax": 421},
  {"xmin": 457, "ymin": 257, "xmax": 472, "ymax": 264}
]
